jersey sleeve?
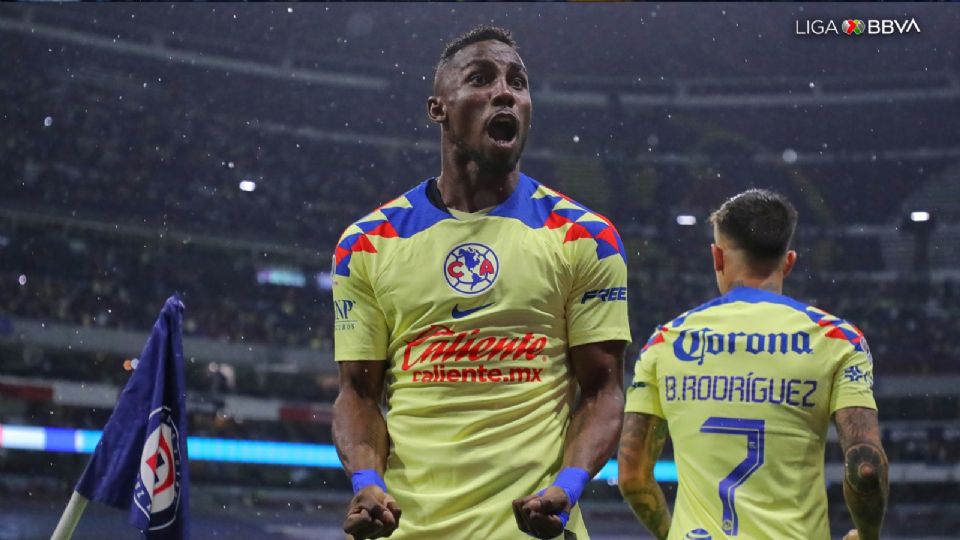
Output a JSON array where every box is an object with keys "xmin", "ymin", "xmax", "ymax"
[
  {"xmin": 624, "ymin": 329, "xmax": 665, "ymax": 418},
  {"xmin": 829, "ymin": 334, "xmax": 878, "ymax": 413},
  {"xmin": 565, "ymin": 223, "xmax": 631, "ymax": 348},
  {"xmin": 332, "ymin": 232, "xmax": 389, "ymax": 362}
]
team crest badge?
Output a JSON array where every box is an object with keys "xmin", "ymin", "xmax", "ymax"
[
  {"xmin": 443, "ymin": 243, "xmax": 499, "ymax": 295},
  {"xmin": 133, "ymin": 406, "xmax": 182, "ymax": 530}
]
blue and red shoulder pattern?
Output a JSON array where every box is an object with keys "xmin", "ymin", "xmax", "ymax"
[
  {"xmin": 334, "ymin": 181, "xmax": 452, "ymax": 277},
  {"xmin": 640, "ymin": 307, "xmax": 694, "ymax": 353},
  {"xmin": 641, "ymin": 325, "xmax": 670, "ymax": 353},
  {"xmin": 489, "ymin": 174, "xmax": 626, "ymax": 263},
  {"xmin": 803, "ymin": 306, "xmax": 866, "ymax": 352}
]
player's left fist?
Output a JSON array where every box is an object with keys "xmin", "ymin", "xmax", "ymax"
[
  {"xmin": 842, "ymin": 530, "xmax": 860, "ymax": 540},
  {"xmin": 343, "ymin": 485, "xmax": 401, "ymax": 539},
  {"xmin": 512, "ymin": 486, "xmax": 570, "ymax": 539}
]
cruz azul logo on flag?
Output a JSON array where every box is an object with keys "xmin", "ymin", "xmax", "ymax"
[{"xmin": 134, "ymin": 406, "xmax": 183, "ymax": 530}]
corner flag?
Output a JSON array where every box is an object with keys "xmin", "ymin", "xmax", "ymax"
[{"xmin": 72, "ymin": 295, "xmax": 190, "ymax": 539}]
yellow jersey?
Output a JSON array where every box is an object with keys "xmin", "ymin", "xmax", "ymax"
[
  {"xmin": 334, "ymin": 174, "xmax": 631, "ymax": 539},
  {"xmin": 626, "ymin": 286, "xmax": 877, "ymax": 540}
]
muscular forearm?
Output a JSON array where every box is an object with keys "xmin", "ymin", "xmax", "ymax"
[
  {"xmin": 562, "ymin": 385, "xmax": 624, "ymax": 475},
  {"xmin": 332, "ymin": 389, "xmax": 389, "ymax": 474},
  {"xmin": 842, "ymin": 442, "xmax": 888, "ymax": 540},
  {"xmin": 620, "ymin": 477, "xmax": 670, "ymax": 540},
  {"xmin": 618, "ymin": 414, "xmax": 671, "ymax": 539}
]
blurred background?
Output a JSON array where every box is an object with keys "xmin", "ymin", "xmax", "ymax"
[{"xmin": 1, "ymin": 3, "xmax": 958, "ymax": 539}]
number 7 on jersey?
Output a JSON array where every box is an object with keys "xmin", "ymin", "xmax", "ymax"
[{"xmin": 699, "ymin": 417, "xmax": 766, "ymax": 536}]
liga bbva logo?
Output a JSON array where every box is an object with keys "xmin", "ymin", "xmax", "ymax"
[
  {"xmin": 133, "ymin": 406, "xmax": 182, "ymax": 530},
  {"xmin": 796, "ymin": 18, "xmax": 920, "ymax": 35}
]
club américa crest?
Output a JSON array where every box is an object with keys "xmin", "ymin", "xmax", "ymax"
[
  {"xmin": 443, "ymin": 243, "xmax": 499, "ymax": 295},
  {"xmin": 133, "ymin": 406, "xmax": 182, "ymax": 530}
]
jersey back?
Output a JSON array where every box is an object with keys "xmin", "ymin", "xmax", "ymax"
[{"xmin": 626, "ymin": 286, "xmax": 876, "ymax": 540}]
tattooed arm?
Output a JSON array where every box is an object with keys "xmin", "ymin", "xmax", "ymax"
[
  {"xmin": 618, "ymin": 412, "xmax": 671, "ymax": 540},
  {"xmin": 834, "ymin": 407, "xmax": 888, "ymax": 540}
]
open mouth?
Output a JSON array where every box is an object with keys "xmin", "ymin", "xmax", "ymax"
[{"xmin": 486, "ymin": 113, "xmax": 518, "ymax": 144}]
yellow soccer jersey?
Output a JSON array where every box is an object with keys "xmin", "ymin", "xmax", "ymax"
[
  {"xmin": 625, "ymin": 286, "xmax": 876, "ymax": 540},
  {"xmin": 333, "ymin": 174, "xmax": 631, "ymax": 540}
]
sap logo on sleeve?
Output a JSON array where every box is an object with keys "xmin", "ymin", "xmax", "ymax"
[
  {"xmin": 334, "ymin": 299, "xmax": 359, "ymax": 331},
  {"xmin": 334, "ymin": 299, "xmax": 356, "ymax": 320},
  {"xmin": 580, "ymin": 286, "xmax": 627, "ymax": 304}
]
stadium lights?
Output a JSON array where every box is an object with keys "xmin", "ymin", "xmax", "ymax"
[
  {"xmin": 239, "ymin": 180, "xmax": 257, "ymax": 192},
  {"xmin": 256, "ymin": 267, "xmax": 307, "ymax": 288},
  {"xmin": 910, "ymin": 211, "xmax": 930, "ymax": 223},
  {"xmin": 676, "ymin": 215, "xmax": 697, "ymax": 226},
  {"xmin": 315, "ymin": 271, "xmax": 334, "ymax": 291}
]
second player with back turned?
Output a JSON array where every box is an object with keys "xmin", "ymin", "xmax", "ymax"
[{"xmin": 617, "ymin": 189, "xmax": 888, "ymax": 540}]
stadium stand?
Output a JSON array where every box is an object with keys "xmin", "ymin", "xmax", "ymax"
[{"xmin": 2, "ymin": 3, "xmax": 959, "ymax": 539}]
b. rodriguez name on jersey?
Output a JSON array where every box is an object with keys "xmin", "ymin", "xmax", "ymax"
[{"xmin": 641, "ymin": 325, "xmax": 873, "ymax": 410}]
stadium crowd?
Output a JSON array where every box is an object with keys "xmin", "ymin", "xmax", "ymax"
[
  {"xmin": 3, "ymin": 33, "xmax": 954, "ymax": 248},
  {"xmin": 3, "ymin": 221, "xmax": 959, "ymax": 374}
]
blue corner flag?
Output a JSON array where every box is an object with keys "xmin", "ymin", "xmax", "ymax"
[{"xmin": 75, "ymin": 295, "xmax": 190, "ymax": 539}]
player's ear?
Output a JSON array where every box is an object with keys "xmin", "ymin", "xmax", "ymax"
[
  {"xmin": 711, "ymin": 243, "xmax": 724, "ymax": 273},
  {"xmin": 782, "ymin": 250, "xmax": 797, "ymax": 278},
  {"xmin": 427, "ymin": 96, "xmax": 446, "ymax": 124}
]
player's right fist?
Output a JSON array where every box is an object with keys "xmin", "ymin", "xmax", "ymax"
[
  {"xmin": 842, "ymin": 530, "xmax": 860, "ymax": 540},
  {"xmin": 512, "ymin": 486, "xmax": 570, "ymax": 539},
  {"xmin": 343, "ymin": 485, "xmax": 402, "ymax": 539}
]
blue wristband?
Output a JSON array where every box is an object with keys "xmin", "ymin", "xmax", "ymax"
[
  {"xmin": 552, "ymin": 467, "xmax": 591, "ymax": 509},
  {"xmin": 528, "ymin": 467, "xmax": 591, "ymax": 534},
  {"xmin": 351, "ymin": 469, "xmax": 387, "ymax": 495}
]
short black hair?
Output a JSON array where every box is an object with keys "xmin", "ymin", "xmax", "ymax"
[
  {"xmin": 709, "ymin": 189, "xmax": 798, "ymax": 270},
  {"xmin": 437, "ymin": 26, "xmax": 516, "ymax": 71}
]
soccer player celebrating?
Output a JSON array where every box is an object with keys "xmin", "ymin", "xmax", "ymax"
[
  {"xmin": 617, "ymin": 189, "xmax": 888, "ymax": 540},
  {"xmin": 332, "ymin": 27, "xmax": 630, "ymax": 540}
]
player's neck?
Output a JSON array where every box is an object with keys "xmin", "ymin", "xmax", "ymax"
[
  {"xmin": 436, "ymin": 165, "xmax": 519, "ymax": 213},
  {"xmin": 728, "ymin": 276, "xmax": 783, "ymax": 295}
]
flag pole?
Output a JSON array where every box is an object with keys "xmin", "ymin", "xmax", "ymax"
[{"xmin": 51, "ymin": 491, "xmax": 89, "ymax": 540}]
